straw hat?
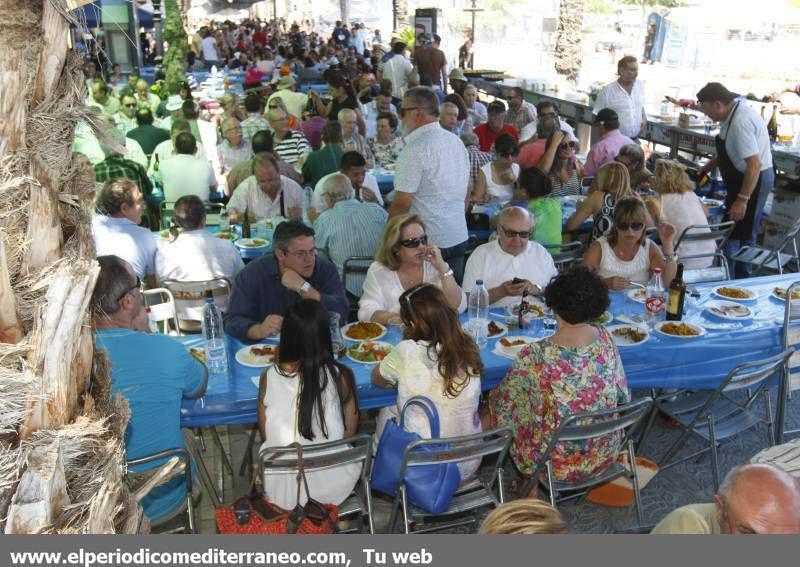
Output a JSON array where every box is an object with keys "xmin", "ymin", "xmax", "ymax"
[{"xmin": 277, "ymin": 75, "xmax": 296, "ymax": 90}]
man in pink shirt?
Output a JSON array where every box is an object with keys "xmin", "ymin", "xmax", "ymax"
[{"xmin": 583, "ymin": 108, "xmax": 635, "ymax": 177}]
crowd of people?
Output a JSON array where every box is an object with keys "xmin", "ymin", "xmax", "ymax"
[{"xmin": 82, "ymin": 18, "xmax": 798, "ymax": 534}]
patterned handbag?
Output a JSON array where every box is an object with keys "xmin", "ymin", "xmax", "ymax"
[{"xmin": 214, "ymin": 442, "xmax": 339, "ymax": 534}]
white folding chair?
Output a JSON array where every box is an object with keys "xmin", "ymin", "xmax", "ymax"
[
  {"xmin": 142, "ymin": 288, "xmax": 180, "ymax": 335},
  {"xmin": 675, "ymin": 221, "xmax": 735, "ymax": 256},
  {"xmin": 729, "ymin": 217, "xmax": 800, "ymax": 275},
  {"xmin": 681, "ymin": 252, "xmax": 730, "ymax": 284},
  {"xmin": 162, "ymin": 277, "xmax": 231, "ymax": 333}
]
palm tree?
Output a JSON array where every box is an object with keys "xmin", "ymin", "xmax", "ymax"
[
  {"xmin": 554, "ymin": 0, "xmax": 584, "ymax": 82},
  {"xmin": 393, "ymin": 0, "xmax": 409, "ymax": 30}
]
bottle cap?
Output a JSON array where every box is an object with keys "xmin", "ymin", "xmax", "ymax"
[
  {"xmin": 654, "ymin": 267, "xmax": 663, "ymax": 274},
  {"xmin": 476, "ymin": 279, "xmax": 483, "ymax": 285}
]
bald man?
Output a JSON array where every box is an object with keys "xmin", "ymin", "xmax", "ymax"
[{"xmin": 651, "ymin": 464, "xmax": 800, "ymax": 534}]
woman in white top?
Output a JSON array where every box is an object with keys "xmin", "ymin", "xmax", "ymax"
[
  {"xmin": 257, "ymin": 300, "xmax": 360, "ymax": 510},
  {"xmin": 473, "ymin": 134, "xmax": 520, "ymax": 204},
  {"xmin": 584, "ymin": 198, "xmax": 678, "ymax": 290},
  {"xmin": 372, "ymin": 284, "xmax": 483, "ymax": 479},
  {"xmin": 358, "ymin": 214, "xmax": 466, "ymax": 323},
  {"xmin": 646, "ymin": 159, "xmax": 715, "ymax": 269}
]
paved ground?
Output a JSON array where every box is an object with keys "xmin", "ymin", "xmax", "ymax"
[{"xmin": 179, "ymin": 387, "xmax": 800, "ymax": 534}]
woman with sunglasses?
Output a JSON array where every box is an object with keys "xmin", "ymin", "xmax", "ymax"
[
  {"xmin": 584, "ymin": 198, "xmax": 678, "ymax": 290},
  {"xmin": 472, "ymin": 134, "xmax": 520, "ymax": 204},
  {"xmin": 358, "ymin": 214, "xmax": 466, "ymax": 324},
  {"xmin": 537, "ymin": 130, "xmax": 584, "ymax": 197},
  {"xmin": 566, "ymin": 161, "xmax": 641, "ymax": 241},
  {"xmin": 645, "ymin": 159, "xmax": 715, "ymax": 269},
  {"xmin": 257, "ymin": 299, "xmax": 360, "ymax": 509},
  {"xmin": 372, "ymin": 284, "xmax": 483, "ymax": 479}
]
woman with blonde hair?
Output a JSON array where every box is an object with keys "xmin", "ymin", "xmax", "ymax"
[
  {"xmin": 358, "ymin": 214, "xmax": 466, "ymax": 323},
  {"xmin": 646, "ymin": 159, "xmax": 715, "ymax": 269},
  {"xmin": 372, "ymin": 284, "xmax": 483, "ymax": 479},
  {"xmin": 479, "ymin": 499, "xmax": 567, "ymax": 534},
  {"xmin": 566, "ymin": 162, "xmax": 638, "ymax": 240}
]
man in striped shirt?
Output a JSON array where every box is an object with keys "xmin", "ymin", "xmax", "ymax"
[
  {"xmin": 339, "ymin": 108, "xmax": 375, "ymax": 169},
  {"xmin": 268, "ymin": 108, "xmax": 311, "ymax": 170},
  {"xmin": 313, "ymin": 174, "xmax": 388, "ymax": 297}
]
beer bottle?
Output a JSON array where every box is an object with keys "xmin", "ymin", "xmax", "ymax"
[
  {"xmin": 242, "ymin": 207, "xmax": 251, "ymax": 238},
  {"xmin": 767, "ymin": 105, "xmax": 779, "ymax": 143},
  {"xmin": 666, "ymin": 263, "xmax": 686, "ymax": 321}
]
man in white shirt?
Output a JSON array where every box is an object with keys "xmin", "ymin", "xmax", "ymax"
[
  {"xmin": 216, "ymin": 117, "xmax": 253, "ymax": 175},
  {"xmin": 379, "ymin": 41, "xmax": 413, "ymax": 103},
  {"xmin": 91, "ymin": 178, "xmax": 157, "ymax": 285},
  {"xmin": 311, "ymin": 151, "xmax": 384, "ymax": 215},
  {"xmin": 593, "ymin": 56, "xmax": 647, "ymax": 140},
  {"xmin": 156, "ymin": 195, "xmax": 244, "ymax": 321},
  {"xmin": 149, "ymin": 119, "xmax": 208, "ymax": 177},
  {"xmin": 390, "ymin": 86, "xmax": 470, "ymax": 283},
  {"xmin": 227, "ymin": 153, "xmax": 303, "ymax": 221},
  {"xmin": 201, "ymin": 29, "xmax": 219, "ymax": 68},
  {"xmin": 156, "ymin": 133, "xmax": 217, "ymax": 202},
  {"xmin": 363, "ymin": 89, "xmax": 397, "ymax": 139},
  {"xmin": 113, "ymin": 94, "xmax": 138, "ymax": 135},
  {"xmin": 463, "ymin": 207, "xmax": 557, "ymax": 307}
]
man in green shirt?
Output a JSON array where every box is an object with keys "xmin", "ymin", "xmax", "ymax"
[
  {"xmin": 301, "ymin": 121, "xmax": 345, "ymax": 188},
  {"xmin": 651, "ymin": 464, "xmax": 800, "ymax": 534}
]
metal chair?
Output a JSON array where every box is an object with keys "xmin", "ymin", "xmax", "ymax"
[
  {"xmin": 161, "ymin": 277, "xmax": 232, "ymax": 333},
  {"xmin": 729, "ymin": 217, "xmax": 800, "ymax": 275},
  {"xmin": 386, "ymin": 426, "xmax": 512, "ymax": 534},
  {"xmin": 643, "ymin": 349, "xmax": 793, "ymax": 492},
  {"xmin": 126, "ymin": 448, "xmax": 197, "ymax": 533},
  {"xmin": 142, "ymin": 288, "xmax": 181, "ymax": 335},
  {"xmin": 520, "ymin": 398, "xmax": 653, "ymax": 526},
  {"xmin": 342, "ymin": 256, "xmax": 372, "ymax": 322},
  {"xmin": 778, "ymin": 280, "xmax": 800, "ymax": 442},
  {"xmin": 258, "ymin": 434, "xmax": 375, "ymax": 533},
  {"xmin": 674, "ymin": 221, "xmax": 735, "ymax": 256},
  {"xmin": 681, "ymin": 252, "xmax": 730, "ymax": 284},
  {"xmin": 549, "ymin": 241, "xmax": 583, "ymax": 272}
]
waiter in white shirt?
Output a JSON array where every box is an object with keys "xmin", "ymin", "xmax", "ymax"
[{"xmin": 593, "ymin": 56, "xmax": 647, "ymax": 140}]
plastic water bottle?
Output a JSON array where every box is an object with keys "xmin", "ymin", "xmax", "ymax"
[
  {"xmin": 468, "ymin": 280, "xmax": 490, "ymax": 348},
  {"xmin": 202, "ymin": 292, "xmax": 228, "ymax": 376},
  {"xmin": 645, "ymin": 268, "xmax": 666, "ymax": 329},
  {"xmin": 145, "ymin": 307, "xmax": 159, "ymax": 334}
]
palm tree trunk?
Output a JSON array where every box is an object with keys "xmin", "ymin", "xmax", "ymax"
[
  {"xmin": 393, "ymin": 0, "xmax": 408, "ymax": 31},
  {"xmin": 554, "ymin": 0, "xmax": 584, "ymax": 82}
]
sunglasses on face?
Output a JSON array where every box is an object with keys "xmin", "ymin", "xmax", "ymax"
[
  {"xmin": 398, "ymin": 106, "xmax": 418, "ymax": 118},
  {"xmin": 617, "ymin": 221, "xmax": 645, "ymax": 231},
  {"xmin": 399, "ymin": 235, "xmax": 428, "ymax": 248},
  {"xmin": 559, "ymin": 141, "xmax": 576, "ymax": 150},
  {"xmin": 501, "ymin": 227, "xmax": 532, "ymax": 239}
]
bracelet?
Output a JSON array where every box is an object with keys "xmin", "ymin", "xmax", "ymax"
[
  {"xmin": 737, "ymin": 193, "xmax": 751, "ymax": 202},
  {"xmin": 664, "ymin": 254, "xmax": 678, "ymax": 264},
  {"xmin": 440, "ymin": 268, "xmax": 454, "ymax": 279}
]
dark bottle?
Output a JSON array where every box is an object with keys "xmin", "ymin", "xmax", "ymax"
[
  {"xmin": 241, "ymin": 207, "xmax": 251, "ymax": 238},
  {"xmin": 665, "ymin": 263, "xmax": 686, "ymax": 321},
  {"xmin": 767, "ymin": 105, "xmax": 779, "ymax": 143}
]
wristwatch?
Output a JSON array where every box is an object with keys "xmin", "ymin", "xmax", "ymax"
[{"xmin": 298, "ymin": 281, "xmax": 312, "ymax": 297}]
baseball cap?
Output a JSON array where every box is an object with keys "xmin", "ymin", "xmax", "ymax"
[
  {"xmin": 487, "ymin": 100, "xmax": 506, "ymax": 114},
  {"xmin": 696, "ymin": 82, "xmax": 738, "ymax": 103},
  {"xmin": 594, "ymin": 108, "xmax": 619, "ymax": 124}
]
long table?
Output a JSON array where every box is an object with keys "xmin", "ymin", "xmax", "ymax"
[{"xmin": 179, "ymin": 273, "xmax": 797, "ymax": 429}]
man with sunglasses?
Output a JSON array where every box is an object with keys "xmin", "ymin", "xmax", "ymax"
[
  {"xmin": 584, "ymin": 108, "xmax": 635, "ymax": 177},
  {"xmin": 463, "ymin": 207, "xmax": 557, "ymax": 307},
  {"xmin": 390, "ymin": 87, "xmax": 471, "ymax": 284},
  {"xmin": 652, "ymin": 464, "xmax": 800, "ymax": 534},
  {"xmin": 113, "ymin": 95, "xmax": 138, "ymax": 135},
  {"xmin": 92, "ymin": 255, "xmax": 207, "ymax": 524},
  {"xmin": 224, "ymin": 220, "xmax": 348, "ymax": 340}
]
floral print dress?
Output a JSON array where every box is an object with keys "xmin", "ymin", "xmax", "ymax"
[{"xmin": 489, "ymin": 326, "xmax": 630, "ymax": 483}]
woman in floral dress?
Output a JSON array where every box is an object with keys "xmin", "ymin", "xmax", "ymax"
[{"xmin": 487, "ymin": 266, "xmax": 630, "ymax": 483}]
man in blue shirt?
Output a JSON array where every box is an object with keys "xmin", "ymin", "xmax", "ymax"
[
  {"xmin": 92, "ymin": 255, "xmax": 207, "ymax": 524},
  {"xmin": 224, "ymin": 221, "xmax": 349, "ymax": 340}
]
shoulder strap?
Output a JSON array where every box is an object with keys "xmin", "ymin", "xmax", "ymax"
[{"xmin": 399, "ymin": 396, "xmax": 441, "ymax": 438}]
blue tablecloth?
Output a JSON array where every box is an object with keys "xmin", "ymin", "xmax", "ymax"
[
  {"xmin": 179, "ymin": 273, "xmax": 796, "ymax": 428},
  {"xmin": 373, "ymin": 170, "xmax": 395, "ymax": 195}
]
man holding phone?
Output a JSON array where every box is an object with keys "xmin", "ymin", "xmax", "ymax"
[{"xmin": 463, "ymin": 207, "xmax": 557, "ymax": 307}]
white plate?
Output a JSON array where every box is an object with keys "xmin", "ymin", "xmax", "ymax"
[
  {"xmin": 235, "ymin": 237, "xmax": 270, "ymax": 249},
  {"xmin": 341, "ymin": 321, "xmax": 387, "ymax": 342},
  {"xmin": 345, "ymin": 341, "xmax": 392, "ymax": 365},
  {"xmin": 593, "ymin": 310, "xmax": 614, "ymax": 326},
  {"xmin": 607, "ymin": 324, "xmax": 650, "ymax": 346},
  {"xmin": 771, "ymin": 287, "xmax": 800, "ymax": 302},
  {"xmin": 626, "ymin": 288, "xmax": 647, "ymax": 304},
  {"xmin": 235, "ymin": 344, "xmax": 278, "ymax": 368},
  {"xmin": 496, "ymin": 335, "xmax": 536, "ymax": 357},
  {"xmin": 712, "ymin": 286, "xmax": 757, "ymax": 301},
  {"xmin": 705, "ymin": 300, "xmax": 753, "ymax": 320},
  {"xmin": 506, "ymin": 301, "xmax": 548, "ymax": 319},
  {"xmin": 486, "ymin": 320, "xmax": 508, "ymax": 339},
  {"xmin": 215, "ymin": 231, "xmax": 239, "ymax": 242},
  {"xmin": 701, "ymin": 198, "xmax": 724, "ymax": 207},
  {"xmin": 655, "ymin": 321, "xmax": 707, "ymax": 339}
]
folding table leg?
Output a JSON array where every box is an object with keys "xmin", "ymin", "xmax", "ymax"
[{"xmin": 238, "ymin": 427, "xmax": 258, "ymax": 476}]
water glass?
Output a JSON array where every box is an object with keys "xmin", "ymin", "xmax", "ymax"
[
  {"xmin": 387, "ymin": 316, "xmax": 404, "ymax": 342},
  {"xmin": 255, "ymin": 218, "xmax": 267, "ymax": 236},
  {"xmin": 219, "ymin": 216, "xmax": 230, "ymax": 232}
]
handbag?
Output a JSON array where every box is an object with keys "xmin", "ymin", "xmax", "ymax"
[
  {"xmin": 371, "ymin": 396, "xmax": 461, "ymax": 514},
  {"xmin": 215, "ymin": 443, "xmax": 339, "ymax": 534}
]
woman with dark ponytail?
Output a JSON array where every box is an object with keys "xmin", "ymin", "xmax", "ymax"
[
  {"xmin": 257, "ymin": 299, "xmax": 359, "ymax": 508},
  {"xmin": 309, "ymin": 69, "xmax": 366, "ymax": 134}
]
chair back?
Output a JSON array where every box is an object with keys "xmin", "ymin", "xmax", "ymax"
[
  {"xmin": 719, "ymin": 348, "xmax": 793, "ymax": 396},
  {"xmin": 162, "ymin": 278, "xmax": 232, "ymax": 331},
  {"xmin": 143, "ymin": 288, "xmax": 181, "ymax": 335},
  {"xmin": 549, "ymin": 241, "xmax": 583, "ymax": 272},
  {"xmin": 681, "ymin": 253, "xmax": 730, "ymax": 284},
  {"xmin": 343, "ymin": 256, "xmax": 372, "ymax": 297},
  {"xmin": 127, "ymin": 447, "xmax": 195, "ymax": 532},
  {"xmin": 675, "ymin": 221, "xmax": 735, "ymax": 254},
  {"xmin": 398, "ymin": 427, "xmax": 512, "ymax": 479}
]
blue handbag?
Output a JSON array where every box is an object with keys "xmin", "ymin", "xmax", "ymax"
[{"xmin": 371, "ymin": 396, "xmax": 461, "ymax": 514}]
